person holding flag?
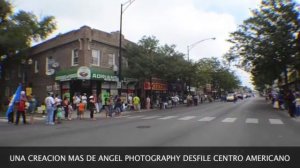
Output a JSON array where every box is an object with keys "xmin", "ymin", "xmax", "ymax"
[{"xmin": 6, "ymin": 84, "xmax": 22, "ymax": 124}]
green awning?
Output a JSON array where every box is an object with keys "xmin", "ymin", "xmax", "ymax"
[
  {"xmin": 55, "ymin": 67, "xmax": 77, "ymax": 81},
  {"xmin": 55, "ymin": 66, "xmax": 119, "ymax": 82}
]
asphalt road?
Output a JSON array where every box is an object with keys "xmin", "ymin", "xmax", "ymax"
[{"xmin": 1, "ymin": 96, "xmax": 300, "ymax": 146}]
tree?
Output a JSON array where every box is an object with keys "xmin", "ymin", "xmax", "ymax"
[
  {"xmin": 123, "ymin": 36, "xmax": 160, "ymax": 80},
  {"xmin": 194, "ymin": 58, "xmax": 240, "ymax": 92},
  {"xmin": 124, "ymin": 35, "xmax": 189, "ymax": 82},
  {"xmin": 0, "ymin": 0, "xmax": 56, "ymax": 62},
  {"xmin": 225, "ymin": 0, "xmax": 300, "ymax": 90}
]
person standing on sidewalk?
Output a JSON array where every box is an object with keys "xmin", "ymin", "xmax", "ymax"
[
  {"xmin": 56, "ymin": 105, "xmax": 63, "ymax": 124},
  {"xmin": 128, "ymin": 94, "xmax": 133, "ymax": 111},
  {"xmin": 81, "ymin": 93, "xmax": 88, "ymax": 111},
  {"xmin": 53, "ymin": 94, "xmax": 62, "ymax": 123},
  {"xmin": 88, "ymin": 95, "xmax": 96, "ymax": 120},
  {"xmin": 294, "ymin": 93, "xmax": 300, "ymax": 117},
  {"xmin": 15, "ymin": 91, "xmax": 27, "ymax": 125},
  {"xmin": 45, "ymin": 92, "xmax": 55, "ymax": 125},
  {"xmin": 72, "ymin": 94, "xmax": 80, "ymax": 119},
  {"xmin": 62, "ymin": 96, "xmax": 69, "ymax": 120},
  {"xmin": 114, "ymin": 97, "xmax": 123, "ymax": 116},
  {"xmin": 146, "ymin": 96, "xmax": 151, "ymax": 110},
  {"xmin": 78, "ymin": 101, "xmax": 85, "ymax": 120},
  {"xmin": 133, "ymin": 95, "xmax": 140, "ymax": 112},
  {"xmin": 286, "ymin": 90, "xmax": 296, "ymax": 118},
  {"xmin": 28, "ymin": 94, "xmax": 37, "ymax": 124}
]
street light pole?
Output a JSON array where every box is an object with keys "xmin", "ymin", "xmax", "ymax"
[
  {"xmin": 186, "ymin": 37, "xmax": 216, "ymax": 93},
  {"xmin": 187, "ymin": 37, "xmax": 216, "ymax": 61},
  {"xmin": 118, "ymin": 0, "xmax": 136, "ymax": 96}
]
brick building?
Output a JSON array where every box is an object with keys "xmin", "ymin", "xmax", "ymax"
[{"xmin": 1, "ymin": 26, "xmax": 135, "ymax": 105}]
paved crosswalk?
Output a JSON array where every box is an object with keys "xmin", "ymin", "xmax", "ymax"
[
  {"xmin": 0, "ymin": 115, "xmax": 288, "ymax": 125},
  {"xmin": 117, "ymin": 115, "xmax": 286, "ymax": 125}
]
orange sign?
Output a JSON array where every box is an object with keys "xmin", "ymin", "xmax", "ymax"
[{"xmin": 144, "ymin": 82, "xmax": 167, "ymax": 91}]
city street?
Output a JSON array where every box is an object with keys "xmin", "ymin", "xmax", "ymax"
[{"xmin": 1, "ymin": 96, "xmax": 300, "ymax": 146}]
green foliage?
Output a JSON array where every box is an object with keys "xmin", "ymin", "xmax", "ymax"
[
  {"xmin": 225, "ymin": 0, "xmax": 300, "ymax": 90},
  {"xmin": 195, "ymin": 58, "xmax": 240, "ymax": 91},
  {"xmin": 0, "ymin": 0, "xmax": 57, "ymax": 60},
  {"xmin": 125, "ymin": 36, "xmax": 240, "ymax": 92}
]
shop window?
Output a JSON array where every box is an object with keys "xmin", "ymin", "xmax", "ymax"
[
  {"xmin": 72, "ymin": 49, "xmax": 79, "ymax": 66},
  {"xmin": 91, "ymin": 49, "xmax": 100, "ymax": 66}
]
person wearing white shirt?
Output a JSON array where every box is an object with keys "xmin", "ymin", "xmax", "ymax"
[
  {"xmin": 45, "ymin": 92, "xmax": 55, "ymax": 125},
  {"xmin": 53, "ymin": 94, "xmax": 62, "ymax": 123}
]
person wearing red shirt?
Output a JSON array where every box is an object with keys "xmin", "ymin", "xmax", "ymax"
[{"xmin": 15, "ymin": 91, "xmax": 27, "ymax": 125}]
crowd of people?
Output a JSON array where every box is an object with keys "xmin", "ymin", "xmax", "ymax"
[
  {"xmin": 6, "ymin": 91, "xmax": 229, "ymax": 126},
  {"xmin": 7, "ymin": 92, "xmax": 143, "ymax": 126},
  {"xmin": 268, "ymin": 90, "xmax": 300, "ymax": 118}
]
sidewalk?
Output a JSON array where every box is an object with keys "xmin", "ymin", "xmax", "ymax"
[
  {"xmin": 0, "ymin": 103, "xmax": 199, "ymax": 122},
  {"xmin": 0, "ymin": 107, "xmax": 157, "ymax": 122},
  {"xmin": 266, "ymin": 99, "xmax": 300, "ymax": 122}
]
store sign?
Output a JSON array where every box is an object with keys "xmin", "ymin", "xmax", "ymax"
[
  {"xmin": 77, "ymin": 66, "xmax": 91, "ymax": 80},
  {"xmin": 144, "ymin": 82, "xmax": 167, "ymax": 91},
  {"xmin": 56, "ymin": 66, "xmax": 119, "ymax": 82},
  {"xmin": 206, "ymin": 84, "xmax": 211, "ymax": 92},
  {"xmin": 92, "ymin": 73, "xmax": 118, "ymax": 82}
]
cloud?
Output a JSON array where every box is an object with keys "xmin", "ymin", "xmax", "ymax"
[{"xmin": 13, "ymin": 0, "xmax": 261, "ymax": 88}]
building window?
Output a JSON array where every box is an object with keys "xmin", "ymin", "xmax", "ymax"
[
  {"xmin": 91, "ymin": 50, "xmax": 100, "ymax": 66},
  {"xmin": 72, "ymin": 49, "xmax": 79, "ymax": 66},
  {"xmin": 34, "ymin": 60, "xmax": 39, "ymax": 73},
  {"xmin": 46, "ymin": 56, "xmax": 55, "ymax": 76},
  {"xmin": 108, "ymin": 53, "xmax": 115, "ymax": 67}
]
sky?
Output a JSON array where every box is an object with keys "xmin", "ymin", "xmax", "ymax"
[{"xmin": 11, "ymin": 0, "xmax": 300, "ymax": 90}]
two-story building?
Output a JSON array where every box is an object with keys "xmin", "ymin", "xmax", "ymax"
[{"xmin": 2, "ymin": 26, "xmax": 135, "ymax": 105}]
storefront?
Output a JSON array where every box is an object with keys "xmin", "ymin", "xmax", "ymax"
[
  {"xmin": 55, "ymin": 66, "xmax": 119, "ymax": 103},
  {"xmin": 142, "ymin": 78, "xmax": 168, "ymax": 107}
]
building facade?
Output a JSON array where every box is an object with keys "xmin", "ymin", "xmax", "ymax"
[{"xmin": 1, "ymin": 26, "xmax": 134, "ymax": 105}]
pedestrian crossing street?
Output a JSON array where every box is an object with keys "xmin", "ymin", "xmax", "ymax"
[{"xmin": 115, "ymin": 115, "xmax": 287, "ymax": 125}]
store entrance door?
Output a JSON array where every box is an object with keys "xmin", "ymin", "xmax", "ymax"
[{"xmin": 72, "ymin": 80, "xmax": 92, "ymax": 96}]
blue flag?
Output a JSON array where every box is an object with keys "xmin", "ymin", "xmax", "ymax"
[{"xmin": 6, "ymin": 84, "xmax": 22, "ymax": 117}]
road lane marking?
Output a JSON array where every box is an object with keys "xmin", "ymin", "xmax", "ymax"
[
  {"xmin": 246, "ymin": 118, "xmax": 258, "ymax": 124},
  {"xmin": 198, "ymin": 117, "xmax": 216, "ymax": 122},
  {"xmin": 0, "ymin": 118, "xmax": 7, "ymax": 122},
  {"xmin": 141, "ymin": 116, "xmax": 161, "ymax": 119},
  {"xmin": 158, "ymin": 116, "xmax": 178, "ymax": 120},
  {"xmin": 222, "ymin": 118, "xmax": 237, "ymax": 123},
  {"xmin": 127, "ymin": 115, "xmax": 145, "ymax": 119},
  {"xmin": 178, "ymin": 116, "xmax": 197, "ymax": 120},
  {"xmin": 117, "ymin": 115, "xmax": 131, "ymax": 118},
  {"xmin": 269, "ymin": 119, "xmax": 284, "ymax": 125}
]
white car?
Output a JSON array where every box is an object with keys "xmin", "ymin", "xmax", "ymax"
[{"xmin": 226, "ymin": 93, "xmax": 235, "ymax": 102}]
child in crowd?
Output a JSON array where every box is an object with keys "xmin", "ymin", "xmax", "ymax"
[
  {"xmin": 56, "ymin": 105, "xmax": 63, "ymax": 124},
  {"xmin": 78, "ymin": 101, "xmax": 85, "ymax": 119}
]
